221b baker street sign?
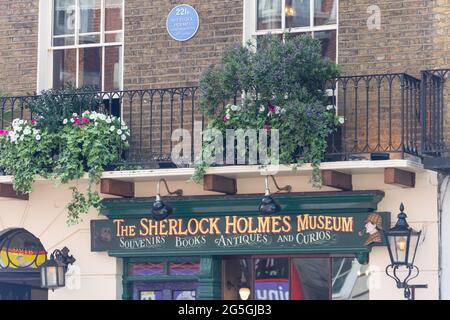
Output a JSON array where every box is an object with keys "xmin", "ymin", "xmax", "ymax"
[{"xmin": 91, "ymin": 212, "xmax": 390, "ymax": 256}]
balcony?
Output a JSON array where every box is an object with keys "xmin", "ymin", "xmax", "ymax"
[{"xmin": 0, "ymin": 70, "xmax": 448, "ymax": 176}]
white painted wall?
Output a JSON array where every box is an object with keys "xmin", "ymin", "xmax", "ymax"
[{"xmin": 439, "ymin": 175, "xmax": 450, "ymax": 300}]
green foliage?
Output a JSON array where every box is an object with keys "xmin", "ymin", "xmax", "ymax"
[
  {"xmin": 26, "ymin": 85, "xmax": 101, "ymax": 133},
  {"xmin": 195, "ymin": 34, "xmax": 341, "ymax": 186},
  {"xmin": 0, "ymin": 102, "xmax": 130, "ymax": 225}
]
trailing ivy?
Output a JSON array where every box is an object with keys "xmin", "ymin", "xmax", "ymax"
[{"xmin": 0, "ymin": 87, "xmax": 130, "ymax": 226}]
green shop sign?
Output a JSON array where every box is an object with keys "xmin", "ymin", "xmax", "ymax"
[{"xmin": 91, "ymin": 191, "xmax": 389, "ymax": 258}]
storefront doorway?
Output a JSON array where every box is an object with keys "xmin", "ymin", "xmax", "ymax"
[{"xmin": 222, "ymin": 255, "xmax": 368, "ymax": 300}]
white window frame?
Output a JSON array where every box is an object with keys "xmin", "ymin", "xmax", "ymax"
[
  {"xmin": 37, "ymin": 0, "xmax": 125, "ymax": 93},
  {"xmin": 243, "ymin": 0, "xmax": 339, "ymax": 64}
]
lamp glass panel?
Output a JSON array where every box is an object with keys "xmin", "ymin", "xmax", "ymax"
[
  {"xmin": 407, "ymin": 231, "xmax": 420, "ymax": 266},
  {"xmin": 46, "ymin": 266, "xmax": 58, "ymax": 287},
  {"xmin": 58, "ymin": 266, "xmax": 66, "ymax": 287}
]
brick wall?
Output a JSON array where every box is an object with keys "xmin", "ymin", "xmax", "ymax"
[
  {"xmin": 123, "ymin": 0, "xmax": 243, "ymax": 89},
  {"xmin": 0, "ymin": 0, "xmax": 39, "ymax": 96}
]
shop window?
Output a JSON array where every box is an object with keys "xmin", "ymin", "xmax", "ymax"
[
  {"xmin": 222, "ymin": 255, "xmax": 367, "ymax": 300},
  {"xmin": 247, "ymin": 0, "xmax": 338, "ymax": 63},
  {"xmin": 125, "ymin": 258, "xmax": 201, "ymax": 300}
]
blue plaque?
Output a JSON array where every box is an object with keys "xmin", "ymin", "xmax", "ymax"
[{"xmin": 166, "ymin": 4, "xmax": 199, "ymax": 42}]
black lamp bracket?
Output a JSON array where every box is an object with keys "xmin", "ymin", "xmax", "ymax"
[
  {"xmin": 51, "ymin": 247, "xmax": 76, "ymax": 267},
  {"xmin": 264, "ymin": 175, "xmax": 292, "ymax": 195},
  {"xmin": 156, "ymin": 179, "xmax": 183, "ymax": 197}
]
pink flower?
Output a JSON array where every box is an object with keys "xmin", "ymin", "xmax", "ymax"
[
  {"xmin": 79, "ymin": 125, "xmax": 85, "ymax": 129},
  {"xmin": 223, "ymin": 114, "xmax": 230, "ymax": 123},
  {"xmin": 0, "ymin": 130, "xmax": 4, "ymax": 135},
  {"xmin": 74, "ymin": 119, "xmax": 82, "ymax": 125},
  {"xmin": 263, "ymin": 122, "xmax": 271, "ymax": 131},
  {"xmin": 268, "ymin": 103, "xmax": 276, "ymax": 114},
  {"xmin": 31, "ymin": 120, "xmax": 37, "ymax": 125},
  {"xmin": 82, "ymin": 118, "xmax": 90, "ymax": 123}
]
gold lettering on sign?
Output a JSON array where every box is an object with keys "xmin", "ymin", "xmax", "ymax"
[{"xmin": 296, "ymin": 215, "xmax": 354, "ymax": 233}]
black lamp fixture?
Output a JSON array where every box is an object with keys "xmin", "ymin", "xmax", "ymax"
[
  {"xmin": 258, "ymin": 175, "xmax": 292, "ymax": 215},
  {"xmin": 152, "ymin": 179, "xmax": 183, "ymax": 220},
  {"xmin": 40, "ymin": 247, "xmax": 76, "ymax": 291},
  {"xmin": 383, "ymin": 203, "xmax": 427, "ymax": 300}
]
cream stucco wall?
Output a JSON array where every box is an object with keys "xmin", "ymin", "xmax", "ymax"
[{"xmin": 0, "ymin": 166, "xmax": 440, "ymax": 300}]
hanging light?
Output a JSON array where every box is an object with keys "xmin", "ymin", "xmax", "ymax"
[
  {"xmin": 40, "ymin": 247, "xmax": 75, "ymax": 291},
  {"xmin": 258, "ymin": 176, "xmax": 291, "ymax": 215},
  {"xmin": 152, "ymin": 179, "xmax": 183, "ymax": 220},
  {"xmin": 383, "ymin": 203, "xmax": 427, "ymax": 300}
]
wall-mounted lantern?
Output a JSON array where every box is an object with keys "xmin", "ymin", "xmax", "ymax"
[
  {"xmin": 40, "ymin": 247, "xmax": 76, "ymax": 291},
  {"xmin": 383, "ymin": 203, "xmax": 427, "ymax": 300}
]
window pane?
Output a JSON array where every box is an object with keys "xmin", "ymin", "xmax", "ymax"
[
  {"xmin": 53, "ymin": 36, "xmax": 75, "ymax": 46},
  {"xmin": 255, "ymin": 258, "xmax": 289, "ymax": 300},
  {"xmin": 173, "ymin": 290, "xmax": 196, "ymax": 300},
  {"xmin": 129, "ymin": 262, "xmax": 165, "ymax": 276},
  {"xmin": 105, "ymin": 0, "xmax": 123, "ymax": 31},
  {"xmin": 79, "ymin": 47, "xmax": 102, "ymax": 90},
  {"xmin": 332, "ymin": 258, "xmax": 368, "ymax": 300},
  {"xmin": 105, "ymin": 32, "xmax": 123, "ymax": 43},
  {"xmin": 53, "ymin": 0, "xmax": 76, "ymax": 36},
  {"xmin": 53, "ymin": 49, "xmax": 76, "ymax": 89},
  {"xmin": 169, "ymin": 262, "xmax": 200, "ymax": 276},
  {"xmin": 257, "ymin": 0, "xmax": 282, "ymax": 30},
  {"xmin": 315, "ymin": 30, "xmax": 337, "ymax": 61},
  {"xmin": 291, "ymin": 258, "xmax": 330, "ymax": 300},
  {"xmin": 79, "ymin": 0, "xmax": 101, "ymax": 34},
  {"xmin": 223, "ymin": 258, "xmax": 252, "ymax": 300},
  {"xmin": 314, "ymin": 0, "xmax": 337, "ymax": 26},
  {"xmin": 285, "ymin": 0, "xmax": 311, "ymax": 28},
  {"xmin": 104, "ymin": 46, "xmax": 122, "ymax": 91},
  {"xmin": 79, "ymin": 34, "xmax": 100, "ymax": 44}
]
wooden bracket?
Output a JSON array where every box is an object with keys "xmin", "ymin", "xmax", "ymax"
[
  {"xmin": 203, "ymin": 175, "xmax": 237, "ymax": 195},
  {"xmin": 384, "ymin": 168, "xmax": 415, "ymax": 188},
  {"xmin": 0, "ymin": 184, "xmax": 29, "ymax": 200},
  {"xmin": 100, "ymin": 179, "xmax": 135, "ymax": 198},
  {"xmin": 322, "ymin": 170, "xmax": 353, "ymax": 191}
]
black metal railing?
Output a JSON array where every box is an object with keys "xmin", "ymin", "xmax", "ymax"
[
  {"xmin": 0, "ymin": 70, "xmax": 448, "ymax": 170},
  {"xmin": 421, "ymin": 68, "xmax": 450, "ymax": 157}
]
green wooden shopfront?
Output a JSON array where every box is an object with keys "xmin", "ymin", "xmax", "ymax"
[{"xmin": 90, "ymin": 191, "xmax": 389, "ymax": 300}]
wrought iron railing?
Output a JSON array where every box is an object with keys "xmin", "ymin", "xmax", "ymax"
[{"xmin": 0, "ymin": 71, "xmax": 448, "ymax": 170}]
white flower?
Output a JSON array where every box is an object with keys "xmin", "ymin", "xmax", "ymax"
[
  {"xmin": 19, "ymin": 135, "xmax": 24, "ymax": 141},
  {"xmin": 126, "ymin": 131, "xmax": 130, "ymax": 136},
  {"xmin": 72, "ymin": 113, "xmax": 78, "ymax": 117},
  {"xmin": 18, "ymin": 120, "xmax": 24, "ymax": 125},
  {"xmin": 259, "ymin": 105, "xmax": 265, "ymax": 113},
  {"xmin": 326, "ymin": 105, "xmax": 335, "ymax": 111},
  {"xmin": 98, "ymin": 114, "xmax": 106, "ymax": 121},
  {"xmin": 23, "ymin": 127, "xmax": 31, "ymax": 135},
  {"xmin": 63, "ymin": 119, "xmax": 68, "ymax": 124},
  {"xmin": 35, "ymin": 134, "xmax": 41, "ymax": 141},
  {"xmin": 121, "ymin": 126, "xmax": 128, "ymax": 131},
  {"xmin": 110, "ymin": 125, "xmax": 115, "ymax": 132},
  {"xmin": 70, "ymin": 118, "xmax": 75, "ymax": 123},
  {"xmin": 32, "ymin": 129, "xmax": 39, "ymax": 135},
  {"xmin": 16, "ymin": 126, "xmax": 22, "ymax": 132},
  {"xmin": 338, "ymin": 116, "xmax": 345, "ymax": 124},
  {"xmin": 94, "ymin": 122, "xmax": 98, "ymax": 127},
  {"xmin": 117, "ymin": 129, "xmax": 123, "ymax": 135},
  {"xmin": 121, "ymin": 134, "xmax": 127, "ymax": 141},
  {"xmin": 230, "ymin": 104, "xmax": 239, "ymax": 112},
  {"xmin": 82, "ymin": 110, "xmax": 90, "ymax": 117},
  {"xmin": 106, "ymin": 117, "xmax": 112, "ymax": 124},
  {"xmin": 280, "ymin": 108, "xmax": 286, "ymax": 114},
  {"xmin": 89, "ymin": 114, "xmax": 96, "ymax": 120},
  {"xmin": 275, "ymin": 106, "xmax": 281, "ymax": 114}
]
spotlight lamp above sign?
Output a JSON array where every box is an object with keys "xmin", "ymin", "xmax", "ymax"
[
  {"xmin": 259, "ymin": 175, "xmax": 292, "ymax": 215},
  {"xmin": 40, "ymin": 247, "xmax": 76, "ymax": 291},
  {"xmin": 382, "ymin": 203, "xmax": 427, "ymax": 300}
]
